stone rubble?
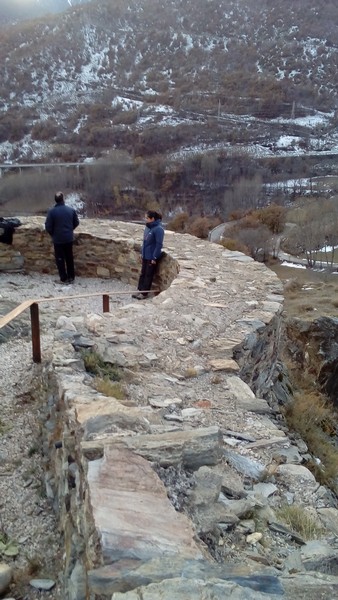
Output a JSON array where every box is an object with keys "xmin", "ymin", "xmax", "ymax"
[{"xmin": 0, "ymin": 272, "xmax": 133, "ymax": 599}]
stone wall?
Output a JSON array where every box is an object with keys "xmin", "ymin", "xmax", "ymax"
[
  {"xmin": 10, "ymin": 217, "xmax": 179, "ymax": 291},
  {"xmin": 12, "ymin": 218, "xmax": 326, "ymax": 599},
  {"xmin": 0, "ymin": 242, "xmax": 24, "ymax": 271}
]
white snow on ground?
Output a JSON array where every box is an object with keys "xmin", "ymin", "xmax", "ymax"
[
  {"xmin": 66, "ymin": 192, "xmax": 85, "ymax": 214},
  {"xmin": 0, "ymin": 137, "xmax": 52, "ymax": 163},
  {"xmin": 138, "ymin": 114, "xmax": 197, "ymax": 127},
  {"xmin": 276, "ymin": 135, "xmax": 301, "ymax": 148},
  {"xmin": 272, "ymin": 112, "xmax": 334, "ymax": 128},
  {"xmin": 112, "ymin": 95, "xmax": 143, "ymax": 110},
  {"xmin": 0, "ymin": 90, "xmax": 337, "ymax": 165},
  {"xmin": 318, "ymin": 245, "xmax": 338, "ymax": 252},
  {"xmin": 264, "ymin": 175, "xmax": 336, "ymax": 194},
  {"xmin": 281, "ymin": 261, "xmax": 306, "ymax": 269}
]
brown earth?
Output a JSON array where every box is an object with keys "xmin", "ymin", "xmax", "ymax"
[{"xmin": 269, "ymin": 262, "xmax": 338, "ymax": 320}]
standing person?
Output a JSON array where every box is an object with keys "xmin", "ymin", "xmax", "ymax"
[
  {"xmin": 132, "ymin": 210, "xmax": 164, "ymax": 299},
  {"xmin": 45, "ymin": 191, "xmax": 79, "ymax": 284}
]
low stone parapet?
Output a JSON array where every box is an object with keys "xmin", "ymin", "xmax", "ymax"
[
  {"xmin": 12, "ymin": 217, "xmax": 179, "ymax": 291},
  {"xmin": 0, "ymin": 242, "xmax": 24, "ymax": 271},
  {"xmin": 13, "ymin": 217, "xmax": 305, "ymax": 599}
]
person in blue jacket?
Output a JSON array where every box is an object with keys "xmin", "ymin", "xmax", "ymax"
[
  {"xmin": 45, "ymin": 191, "xmax": 79, "ymax": 284},
  {"xmin": 132, "ymin": 210, "xmax": 164, "ymax": 299}
]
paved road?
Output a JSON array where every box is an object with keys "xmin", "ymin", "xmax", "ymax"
[{"xmin": 209, "ymin": 225, "xmax": 338, "ymax": 271}]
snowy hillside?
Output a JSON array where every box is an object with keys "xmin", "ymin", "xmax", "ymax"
[{"xmin": 0, "ymin": 0, "xmax": 338, "ymax": 167}]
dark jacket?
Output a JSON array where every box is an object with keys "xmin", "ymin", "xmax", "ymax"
[
  {"xmin": 45, "ymin": 203, "xmax": 79, "ymax": 244},
  {"xmin": 142, "ymin": 219, "xmax": 164, "ymax": 260}
]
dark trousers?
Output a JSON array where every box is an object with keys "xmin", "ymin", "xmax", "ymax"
[
  {"xmin": 137, "ymin": 259, "xmax": 157, "ymax": 296},
  {"xmin": 54, "ymin": 242, "xmax": 75, "ymax": 282}
]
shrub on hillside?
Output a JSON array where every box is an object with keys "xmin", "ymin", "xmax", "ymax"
[
  {"xmin": 236, "ymin": 224, "xmax": 271, "ymax": 261},
  {"xmin": 284, "ymin": 390, "xmax": 338, "ymax": 490},
  {"xmin": 228, "ymin": 209, "xmax": 248, "ymax": 221},
  {"xmin": 167, "ymin": 213, "xmax": 221, "ymax": 239},
  {"xmin": 77, "ymin": 126, "xmax": 115, "ymax": 148},
  {"xmin": 223, "ymin": 216, "xmax": 270, "ymax": 261},
  {"xmin": 188, "ymin": 216, "xmax": 212, "ymax": 239},
  {"xmin": 113, "ymin": 110, "xmax": 138, "ymax": 126},
  {"xmin": 167, "ymin": 212, "xmax": 189, "ymax": 232},
  {"xmin": 220, "ymin": 237, "xmax": 249, "ymax": 254},
  {"xmin": 235, "ymin": 214, "xmax": 261, "ymax": 230},
  {"xmin": 0, "ymin": 113, "xmax": 27, "ymax": 143},
  {"xmin": 253, "ymin": 203, "xmax": 286, "ymax": 234},
  {"xmin": 31, "ymin": 119, "xmax": 58, "ymax": 141},
  {"xmin": 276, "ymin": 505, "xmax": 323, "ymax": 540}
]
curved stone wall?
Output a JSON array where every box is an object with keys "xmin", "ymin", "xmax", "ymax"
[
  {"xmin": 11, "ymin": 217, "xmax": 290, "ymax": 599},
  {"xmin": 11, "ymin": 217, "xmax": 283, "ymax": 402},
  {"xmin": 11, "ymin": 217, "xmax": 179, "ymax": 291}
]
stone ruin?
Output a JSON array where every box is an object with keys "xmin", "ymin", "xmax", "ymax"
[{"xmin": 2, "ymin": 217, "xmax": 338, "ymax": 599}]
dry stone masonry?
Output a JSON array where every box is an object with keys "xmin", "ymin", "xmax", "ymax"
[{"xmin": 1, "ymin": 217, "xmax": 338, "ymax": 599}]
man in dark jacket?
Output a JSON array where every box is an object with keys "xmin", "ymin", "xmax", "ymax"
[
  {"xmin": 132, "ymin": 210, "xmax": 164, "ymax": 299},
  {"xmin": 45, "ymin": 191, "xmax": 79, "ymax": 284}
]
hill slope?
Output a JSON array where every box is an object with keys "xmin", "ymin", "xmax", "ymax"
[
  {"xmin": 1, "ymin": 0, "xmax": 338, "ymax": 111},
  {"xmin": 0, "ymin": 0, "xmax": 90, "ymax": 24},
  {"xmin": 1, "ymin": 0, "xmax": 338, "ymax": 216}
]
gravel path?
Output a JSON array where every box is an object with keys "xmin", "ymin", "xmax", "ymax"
[{"xmin": 0, "ymin": 272, "xmax": 133, "ymax": 599}]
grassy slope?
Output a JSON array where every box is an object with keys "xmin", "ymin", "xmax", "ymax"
[{"xmin": 270, "ymin": 262, "xmax": 338, "ymax": 319}]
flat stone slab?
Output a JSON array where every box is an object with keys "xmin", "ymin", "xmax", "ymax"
[
  {"xmin": 87, "ymin": 446, "xmax": 203, "ymax": 564},
  {"xmin": 29, "ymin": 579, "xmax": 55, "ymax": 591},
  {"xmin": 116, "ymin": 425, "xmax": 223, "ymax": 469},
  {"xmin": 111, "ymin": 577, "xmax": 281, "ymax": 599},
  {"xmin": 281, "ymin": 572, "xmax": 338, "ymax": 600},
  {"xmin": 225, "ymin": 376, "xmax": 272, "ymax": 413},
  {"xmin": 88, "ymin": 555, "xmax": 284, "ymax": 597},
  {"xmin": 209, "ymin": 358, "xmax": 240, "ymax": 372}
]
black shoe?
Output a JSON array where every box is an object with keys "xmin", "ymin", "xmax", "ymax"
[
  {"xmin": 67, "ymin": 279, "xmax": 75, "ymax": 284},
  {"xmin": 132, "ymin": 292, "xmax": 144, "ymax": 299}
]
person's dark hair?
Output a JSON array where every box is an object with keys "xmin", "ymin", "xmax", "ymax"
[
  {"xmin": 147, "ymin": 210, "xmax": 162, "ymax": 220},
  {"xmin": 55, "ymin": 191, "xmax": 64, "ymax": 204}
]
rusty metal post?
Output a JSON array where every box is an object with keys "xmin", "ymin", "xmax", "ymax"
[
  {"xmin": 30, "ymin": 302, "xmax": 41, "ymax": 363},
  {"xmin": 102, "ymin": 294, "xmax": 110, "ymax": 313}
]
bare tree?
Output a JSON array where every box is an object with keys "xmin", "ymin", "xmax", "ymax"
[
  {"xmin": 317, "ymin": 199, "xmax": 338, "ymax": 268},
  {"xmin": 236, "ymin": 224, "xmax": 271, "ymax": 262},
  {"xmin": 223, "ymin": 174, "xmax": 262, "ymax": 217},
  {"xmin": 285, "ymin": 198, "xmax": 338, "ymax": 268}
]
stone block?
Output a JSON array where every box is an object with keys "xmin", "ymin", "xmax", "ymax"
[{"xmin": 87, "ymin": 447, "xmax": 203, "ymax": 564}]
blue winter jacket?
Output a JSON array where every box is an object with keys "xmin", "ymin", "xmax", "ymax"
[
  {"xmin": 45, "ymin": 203, "xmax": 79, "ymax": 244},
  {"xmin": 142, "ymin": 219, "xmax": 164, "ymax": 260}
]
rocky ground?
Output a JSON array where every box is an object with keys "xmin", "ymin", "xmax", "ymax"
[
  {"xmin": 2, "ymin": 271, "xmax": 338, "ymax": 599},
  {"xmin": 0, "ymin": 272, "xmax": 133, "ymax": 599}
]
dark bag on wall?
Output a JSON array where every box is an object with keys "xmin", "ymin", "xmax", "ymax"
[{"xmin": 0, "ymin": 217, "xmax": 22, "ymax": 245}]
